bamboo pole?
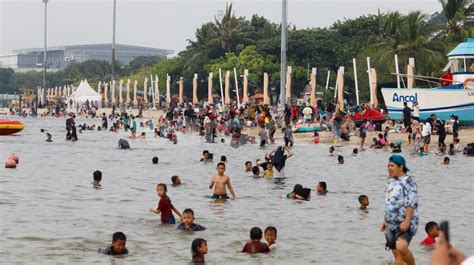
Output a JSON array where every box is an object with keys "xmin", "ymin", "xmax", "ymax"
[
  {"xmin": 178, "ymin": 77, "xmax": 184, "ymax": 104},
  {"xmin": 166, "ymin": 74, "xmax": 171, "ymax": 104},
  {"xmin": 371, "ymin": 68, "xmax": 378, "ymax": 108},
  {"xmin": 285, "ymin": 66, "xmax": 292, "ymax": 101},
  {"xmin": 337, "ymin": 66, "xmax": 345, "ymax": 112},
  {"xmin": 366, "ymin": 57, "xmax": 373, "ymax": 105},
  {"xmin": 395, "ymin": 54, "xmax": 400, "ymax": 88},
  {"xmin": 353, "ymin": 58, "xmax": 360, "ymax": 105},
  {"xmin": 133, "ymin": 80, "xmax": 138, "ymax": 105},
  {"xmin": 119, "ymin": 79, "xmax": 123, "ymax": 105},
  {"xmin": 104, "ymin": 82, "xmax": 109, "ymax": 105},
  {"xmin": 219, "ymin": 69, "xmax": 224, "ymax": 103},
  {"xmin": 233, "ymin": 68, "xmax": 240, "ymax": 106},
  {"xmin": 143, "ymin": 77, "xmax": 148, "ymax": 103},
  {"xmin": 243, "ymin": 69, "xmax": 249, "ymax": 104},
  {"xmin": 126, "ymin": 79, "xmax": 130, "ymax": 104},
  {"xmin": 325, "ymin": 71, "xmax": 330, "ymax": 90}
]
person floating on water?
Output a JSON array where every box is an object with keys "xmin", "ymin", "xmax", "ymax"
[
  {"xmin": 177, "ymin": 208, "xmax": 206, "ymax": 231},
  {"xmin": 97, "ymin": 232, "xmax": 129, "ymax": 255},
  {"xmin": 200, "ymin": 150, "xmax": 213, "ymax": 162},
  {"xmin": 149, "ymin": 183, "xmax": 182, "ymax": 224},
  {"xmin": 171, "ymin": 175, "xmax": 182, "ymax": 186},
  {"xmin": 287, "ymin": 184, "xmax": 311, "ymax": 200},
  {"xmin": 242, "ymin": 227, "xmax": 270, "ymax": 253},
  {"xmin": 92, "ymin": 170, "xmax": 102, "ymax": 188},
  {"xmin": 209, "ymin": 162, "xmax": 237, "ymax": 200},
  {"xmin": 316, "ymin": 181, "xmax": 328, "ymax": 195},
  {"xmin": 381, "ymin": 155, "xmax": 418, "ymax": 265},
  {"xmin": 152, "ymin": 156, "xmax": 159, "ymax": 164}
]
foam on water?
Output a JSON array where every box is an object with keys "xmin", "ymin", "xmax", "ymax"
[{"xmin": 0, "ymin": 116, "xmax": 473, "ymax": 264}]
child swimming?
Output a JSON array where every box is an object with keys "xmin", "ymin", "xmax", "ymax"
[
  {"xmin": 316, "ymin": 181, "xmax": 328, "ymax": 195},
  {"xmin": 200, "ymin": 150, "xmax": 213, "ymax": 162},
  {"xmin": 264, "ymin": 226, "xmax": 278, "ymax": 250},
  {"xmin": 191, "ymin": 238, "xmax": 207, "ymax": 264},
  {"xmin": 152, "ymin": 156, "xmax": 159, "ymax": 164},
  {"xmin": 209, "ymin": 162, "xmax": 237, "ymax": 200},
  {"xmin": 242, "ymin": 227, "xmax": 270, "ymax": 253},
  {"xmin": 313, "ymin": 131, "xmax": 320, "ymax": 144},
  {"xmin": 92, "ymin": 170, "xmax": 102, "ymax": 188},
  {"xmin": 149, "ymin": 183, "xmax": 182, "ymax": 224},
  {"xmin": 358, "ymin": 194, "xmax": 369, "ymax": 210},
  {"xmin": 443, "ymin": 157, "xmax": 450, "ymax": 165},
  {"xmin": 97, "ymin": 232, "xmax": 129, "ymax": 255},
  {"xmin": 329, "ymin": 146, "xmax": 335, "ymax": 156},
  {"xmin": 338, "ymin": 155, "xmax": 344, "ymax": 164},
  {"xmin": 171, "ymin": 175, "xmax": 182, "ymax": 185},
  {"xmin": 177, "ymin": 208, "xmax": 206, "ymax": 231},
  {"xmin": 252, "ymin": 166, "xmax": 261, "ymax": 178},
  {"xmin": 352, "ymin": 148, "xmax": 358, "ymax": 156},
  {"xmin": 420, "ymin": 221, "xmax": 439, "ymax": 246},
  {"xmin": 245, "ymin": 161, "xmax": 252, "ymax": 172}
]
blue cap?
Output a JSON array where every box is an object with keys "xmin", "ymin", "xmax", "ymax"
[{"xmin": 389, "ymin": 155, "xmax": 410, "ymax": 171}]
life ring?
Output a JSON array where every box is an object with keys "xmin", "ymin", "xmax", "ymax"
[{"xmin": 464, "ymin": 78, "xmax": 474, "ymax": 89}]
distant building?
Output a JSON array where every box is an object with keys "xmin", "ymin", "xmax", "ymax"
[{"xmin": 0, "ymin": 43, "xmax": 173, "ymax": 71}]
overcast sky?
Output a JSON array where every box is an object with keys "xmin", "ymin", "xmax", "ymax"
[{"xmin": 0, "ymin": 0, "xmax": 441, "ymax": 55}]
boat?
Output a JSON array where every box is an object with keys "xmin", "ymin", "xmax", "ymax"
[
  {"xmin": 0, "ymin": 120, "xmax": 25, "ymax": 135},
  {"xmin": 347, "ymin": 104, "xmax": 388, "ymax": 126},
  {"xmin": 381, "ymin": 38, "xmax": 474, "ymax": 125}
]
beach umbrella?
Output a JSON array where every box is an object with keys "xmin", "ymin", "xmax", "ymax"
[
  {"xmin": 143, "ymin": 78, "xmax": 148, "ymax": 103},
  {"xmin": 178, "ymin": 77, "xmax": 184, "ymax": 104},
  {"xmin": 285, "ymin": 66, "xmax": 292, "ymax": 101},
  {"xmin": 337, "ymin": 66, "xmax": 344, "ymax": 112},
  {"xmin": 370, "ymin": 68, "xmax": 378, "ymax": 108},
  {"xmin": 192, "ymin": 73, "xmax": 198, "ymax": 105},
  {"xmin": 154, "ymin": 75, "xmax": 159, "ymax": 105},
  {"xmin": 263, "ymin": 72, "xmax": 270, "ymax": 105},
  {"xmin": 310, "ymin": 68, "xmax": 317, "ymax": 106},
  {"xmin": 133, "ymin": 80, "xmax": 138, "ymax": 105},
  {"xmin": 126, "ymin": 79, "xmax": 130, "ymax": 104},
  {"xmin": 208, "ymin": 73, "xmax": 213, "ymax": 104},
  {"xmin": 224, "ymin": 71, "xmax": 231, "ymax": 105},
  {"xmin": 166, "ymin": 74, "xmax": 171, "ymax": 104},
  {"xmin": 243, "ymin": 69, "xmax": 249, "ymax": 104}
]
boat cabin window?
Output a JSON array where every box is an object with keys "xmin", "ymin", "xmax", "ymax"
[
  {"xmin": 450, "ymin": 58, "xmax": 465, "ymax": 72},
  {"xmin": 466, "ymin": 57, "xmax": 474, "ymax": 72}
]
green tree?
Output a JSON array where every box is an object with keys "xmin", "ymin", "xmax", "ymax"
[{"xmin": 439, "ymin": 0, "xmax": 472, "ymax": 40}]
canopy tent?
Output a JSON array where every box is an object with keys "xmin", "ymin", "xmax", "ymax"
[{"xmin": 68, "ymin": 79, "xmax": 102, "ymax": 108}]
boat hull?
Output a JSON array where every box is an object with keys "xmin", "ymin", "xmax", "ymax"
[
  {"xmin": 381, "ymin": 87, "xmax": 474, "ymax": 125},
  {"xmin": 0, "ymin": 120, "xmax": 25, "ymax": 135}
]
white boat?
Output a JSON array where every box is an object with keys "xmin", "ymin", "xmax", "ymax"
[{"xmin": 382, "ymin": 38, "xmax": 474, "ymax": 125}]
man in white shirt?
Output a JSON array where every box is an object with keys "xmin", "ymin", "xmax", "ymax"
[{"xmin": 421, "ymin": 119, "xmax": 432, "ymax": 153}]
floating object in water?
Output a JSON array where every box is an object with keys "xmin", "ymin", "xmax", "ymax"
[
  {"xmin": 8, "ymin": 153, "xmax": 19, "ymax": 164},
  {"xmin": 5, "ymin": 159, "xmax": 16, "ymax": 169},
  {"xmin": 294, "ymin": 125, "xmax": 320, "ymax": 133},
  {"xmin": 0, "ymin": 120, "xmax": 24, "ymax": 135}
]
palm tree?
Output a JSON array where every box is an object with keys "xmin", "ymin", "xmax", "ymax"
[
  {"xmin": 439, "ymin": 0, "xmax": 472, "ymax": 37},
  {"xmin": 208, "ymin": 3, "xmax": 253, "ymax": 52}
]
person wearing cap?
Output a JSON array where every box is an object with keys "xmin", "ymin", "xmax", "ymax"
[{"xmin": 381, "ymin": 155, "xmax": 418, "ymax": 265}]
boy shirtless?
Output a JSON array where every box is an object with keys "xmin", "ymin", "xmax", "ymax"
[{"xmin": 209, "ymin": 162, "xmax": 237, "ymax": 200}]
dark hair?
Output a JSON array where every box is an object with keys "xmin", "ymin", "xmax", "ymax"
[
  {"xmin": 353, "ymin": 148, "xmax": 358, "ymax": 154},
  {"xmin": 250, "ymin": 227, "xmax": 263, "ymax": 240},
  {"xmin": 389, "ymin": 143, "xmax": 395, "ymax": 148},
  {"xmin": 183, "ymin": 208, "xmax": 194, "ymax": 216},
  {"xmin": 378, "ymin": 133, "xmax": 383, "ymax": 139},
  {"xmin": 318, "ymin": 181, "xmax": 327, "ymax": 191},
  {"xmin": 338, "ymin": 155, "xmax": 344, "ymax": 162},
  {"xmin": 454, "ymin": 138, "xmax": 460, "ymax": 143},
  {"xmin": 220, "ymin": 155, "xmax": 227, "ymax": 162},
  {"xmin": 93, "ymin": 170, "xmax": 102, "ymax": 181},
  {"xmin": 358, "ymin": 194, "xmax": 368, "ymax": 203},
  {"xmin": 264, "ymin": 226, "xmax": 277, "ymax": 235},
  {"xmin": 203, "ymin": 150, "xmax": 209, "ymax": 155},
  {"xmin": 112, "ymin": 232, "xmax": 126, "ymax": 242},
  {"xmin": 157, "ymin": 183, "xmax": 167, "ymax": 192},
  {"xmin": 245, "ymin": 161, "xmax": 252, "ymax": 166},
  {"xmin": 217, "ymin": 161, "xmax": 226, "ymax": 168},
  {"xmin": 449, "ymin": 143, "xmax": 454, "ymax": 148},
  {"xmin": 191, "ymin": 238, "xmax": 207, "ymax": 256},
  {"xmin": 152, "ymin": 156, "xmax": 159, "ymax": 164},
  {"xmin": 444, "ymin": 157, "xmax": 450, "ymax": 162},
  {"xmin": 329, "ymin": 146, "xmax": 335, "ymax": 151},
  {"xmin": 425, "ymin": 221, "xmax": 439, "ymax": 234},
  {"xmin": 171, "ymin": 175, "xmax": 179, "ymax": 184},
  {"xmin": 252, "ymin": 166, "xmax": 260, "ymax": 175}
]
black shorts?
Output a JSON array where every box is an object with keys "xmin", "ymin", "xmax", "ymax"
[
  {"xmin": 260, "ymin": 140, "xmax": 266, "ymax": 147},
  {"xmin": 423, "ymin": 135, "xmax": 431, "ymax": 144},
  {"xmin": 212, "ymin": 194, "xmax": 229, "ymax": 200},
  {"xmin": 385, "ymin": 228, "xmax": 415, "ymax": 250}
]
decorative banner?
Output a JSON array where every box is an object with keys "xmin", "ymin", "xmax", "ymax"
[
  {"xmin": 133, "ymin": 80, "xmax": 138, "ymax": 105},
  {"xmin": 154, "ymin": 75, "xmax": 159, "ymax": 105},
  {"xmin": 126, "ymin": 79, "xmax": 131, "ymax": 104},
  {"xmin": 98, "ymin": 81, "xmax": 102, "ymax": 95},
  {"xmin": 143, "ymin": 78, "xmax": 148, "ymax": 103},
  {"xmin": 263, "ymin": 72, "xmax": 270, "ymax": 105},
  {"xmin": 208, "ymin": 73, "xmax": 213, "ymax": 104},
  {"xmin": 119, "ymin": 79, "xmax": 123, "ymax": 104},
  {"xmin": 224, "ymin": 70, "xmax": 230, "ymax": 105},
  {"xmin": 243, "ymin": 69, "xmax": 249, "ymax": 104},
  {"xmin": 310, "ymin": 68, "xmax": 317, "ymax": 106},
  {"xmin": 178, "ymin": 77, "xmax": 184, "ymax": 104},
  {"xmin": 371, "ymin": 68, "xmax": 378, "ymax": 108},
  {"xmin": 193, "ymin": 73, "xmax": 198, "ymax": 105},
  {"xmin": 104, "ymin": 82, "xmax": 109, "ymax": 103},
  {"xmin": 407, "ymin": 64, "xmax": 414, "ymax": 89},
  {"xmin": 337, "ymin": 66, "xmax": 344, "ymax": 112},
  {"xmin": 286, "ymin": 66, "xmax": 292, "ymax": 101},
  {"xmin": 166, "ymin": 74, "xmax": 171, "ymax": 104}
]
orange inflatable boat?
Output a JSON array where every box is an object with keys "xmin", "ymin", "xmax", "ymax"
[{"xmin": 0, "ymin": 120, "xmax": 25, "ymax": 135}]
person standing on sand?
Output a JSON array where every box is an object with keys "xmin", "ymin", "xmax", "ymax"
[
  {"xmin": 359, "ymin": 119, "xmax": 368, "ymax": 150},
  {"xmin": 381, "ymin": 155, "xmax": 418, "ymax": 265}
]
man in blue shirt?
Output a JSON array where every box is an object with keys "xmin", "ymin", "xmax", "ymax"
[
  {"xmin": 177, "ymin": 209, "xmax": 206, "ymax": 232},
  {"xmin": 381, "ymin": 155, "xmax": 418, "ymax": 265}
]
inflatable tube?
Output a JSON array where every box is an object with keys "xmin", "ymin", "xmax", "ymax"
[
  {"xmin": 0, "ymin": 120, "xmax": 24, "ymax": 135},
  {"xmin": 294, "ymin": 126, "xmax": 320, "ymax": 133}
]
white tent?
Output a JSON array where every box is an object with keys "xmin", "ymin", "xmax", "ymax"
[{"xmin": 68, "ymin": 79, "xmax": 102, "ymax": 108}]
